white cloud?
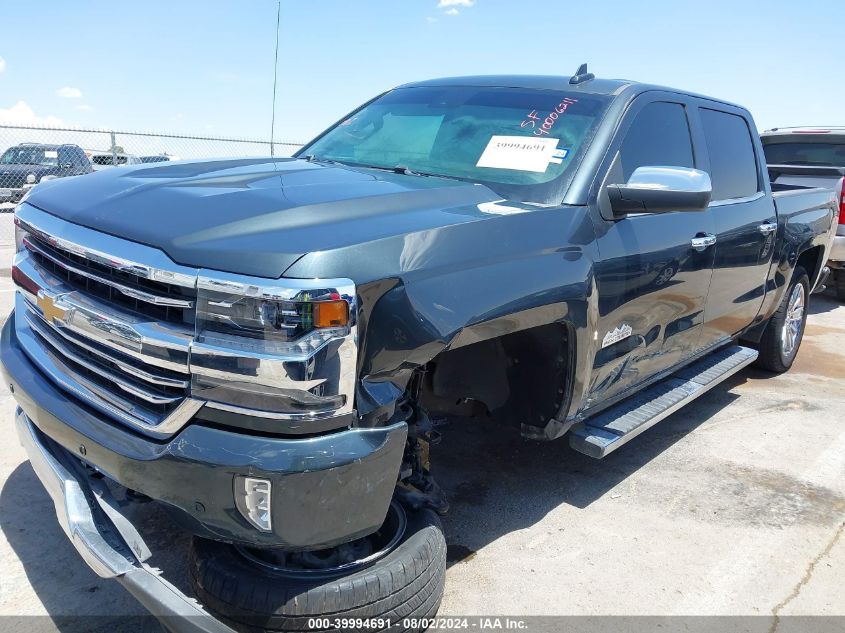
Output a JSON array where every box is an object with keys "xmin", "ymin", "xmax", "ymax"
[
  {"xmin": 437, "ymin": 0, "xmax": 474, "ymax": 6},
  {"xmin": 0, "ymin": 101, "xmax": 65, "ymax": 126},
  {"xmin": 76, "ymin": 104, "xmax": 93, "ymax": 112},
  {"xmin": 426, "ymin": 16, "xmax": 438, "ymax": 22},
  {"xmin": 0, "ymin": 57, "xmax": 6, "ymax": 74},
  {"xmin": 445, "ymin": 7, "xmax": 459, "ymax": 14},
  {"xmin": 56, "ymin": 86, "xmax": 82, "ymax": 99}
]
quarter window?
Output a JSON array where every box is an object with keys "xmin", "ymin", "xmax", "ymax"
[
  {"xmin": 700, "ymin": 108, "xmax": 759, "ymax": 201},
  {"xmin": 619, "ymin": 102, "xmax": 694, "ymax": 182}
]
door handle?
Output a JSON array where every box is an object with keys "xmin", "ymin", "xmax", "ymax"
[
  {"xmin": 759, "ymin": 222, "xmax": 778, "ymax": 235},
  {"xmin": 690, "ymin": 234, "xmax": 717, "ymax": 251}
]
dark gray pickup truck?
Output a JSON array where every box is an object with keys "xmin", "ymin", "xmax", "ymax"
[{"xmin": 1, "ymin": 69, "xmax": 837, "ymax": 632}]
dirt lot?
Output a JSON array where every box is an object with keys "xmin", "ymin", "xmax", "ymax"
[{"xmin": 0, "ymin": 210, "xmax": 841, "ymax": 630}]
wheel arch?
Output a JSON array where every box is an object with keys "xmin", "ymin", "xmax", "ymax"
[{"xmin": 355, "ymin": 256, "xmax": 596, "ymax": 438}]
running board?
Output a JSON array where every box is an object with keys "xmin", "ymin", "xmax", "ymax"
[{"xmin": 569, "ymin": 345, "xmax": 758, "ymax": 459}]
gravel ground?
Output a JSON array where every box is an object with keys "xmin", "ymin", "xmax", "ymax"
[{"xmin": 0, "ymin": 222, "xmax": 841, "ymax": 630}]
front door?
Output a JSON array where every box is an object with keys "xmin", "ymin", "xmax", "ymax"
[
  {"xmin": 589, "ymin": 99, "xmax": 715, "ymax": 408},
  {"xmin": 696, "ymin": 107, "xmax": 776, "ymax": 344}
]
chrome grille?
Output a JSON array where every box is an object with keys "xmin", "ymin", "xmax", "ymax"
[
  {"xmin": 25, "ymin": 307, "xmax": 188, "ymax": 408},
  {"xmin": 11, "ymin": 203, "xmax": 358, "ymax": 436},
  {"xmin": 22, "ymin": 229, "xmax": 194, "ymax": 324},
  {"xmin": 12, "ymin": 204, "xmax": 202, "ymax": 437}
]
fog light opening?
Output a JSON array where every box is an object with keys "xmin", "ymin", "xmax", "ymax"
[{"xmin": 235, "ymin": 476, "xmax": 272, "ymax": 532}]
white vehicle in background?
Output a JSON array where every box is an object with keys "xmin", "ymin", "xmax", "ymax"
[
  {"xmin": 761, "ymin": 127, "xmax": 845, "ymax": 301},
  {"xmin": 85, "ymin": 150, "xmax": 143, "ymax": 170}
]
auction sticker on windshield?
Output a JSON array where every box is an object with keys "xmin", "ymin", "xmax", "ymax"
[{"xmin": 477, "ymin": 136, "xmax": 566, "ymax": 173}]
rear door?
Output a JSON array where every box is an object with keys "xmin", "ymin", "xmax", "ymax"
[
  {"xmin": 695, "ymin": 106, "xmax": 776, "ymax": 345},
  {"xmin": 588, "ymin": 96, "xmax": 716, "ymax": 406}
]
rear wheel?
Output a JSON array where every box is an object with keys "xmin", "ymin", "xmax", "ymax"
[
  {"xmin": 189, "ymin": 505, "xmax": 446, "ymax": 632},
  {"xmin": 754, "ymin": 267, "xmax": 809, "ymax": 373}
]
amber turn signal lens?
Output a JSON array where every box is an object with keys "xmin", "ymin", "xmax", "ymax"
[{"xmin": 313, "ymin": 300, "xmax": 349, "ymax": 328}]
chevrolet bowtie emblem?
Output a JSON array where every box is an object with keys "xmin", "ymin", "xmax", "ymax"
[{"xmin": 37, "ymin": 293, "xmax": 67, "ymax": 323}]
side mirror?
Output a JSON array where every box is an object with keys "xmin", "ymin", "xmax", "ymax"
[{"xmin": 607, "ymin": 166, "xmax": 712, "ymax": 216}]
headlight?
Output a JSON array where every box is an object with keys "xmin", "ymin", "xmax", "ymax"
[{"xmin": 190, "ymin": 271, "xmax": 357, "ymax": 419}]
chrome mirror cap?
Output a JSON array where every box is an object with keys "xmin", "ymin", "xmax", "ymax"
[
  {"xmin": 608, "ymin": 166, "xmax": 713, "ymax": 216},
  {"xmin": 626, "ymin": 166, "xmax": 712, "ymax": 193}
]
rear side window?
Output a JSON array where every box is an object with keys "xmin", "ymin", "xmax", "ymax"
[
  {"xmin": 762, "ymin": 141, "xmax": 845, "ymax": 167},
  {"xmin": 700, "ymin": 108, "xmax": 759, "ymax": 201},
  {"xmin": 619, "ymin": 102, "xmax": 694, "ymax": 181}
]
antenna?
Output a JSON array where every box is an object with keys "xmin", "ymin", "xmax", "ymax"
[
  {"xmin": 270, "ymin": 1, "xmax": 281, "ymax": 157},
  {"xmin": 569, "ymin": 63, "xmax": 595, "ymax": 85}
]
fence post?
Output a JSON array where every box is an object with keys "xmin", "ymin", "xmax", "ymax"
[{"xmin": 110, "ymin": 131, "xmax": 117, "ymax": 166}]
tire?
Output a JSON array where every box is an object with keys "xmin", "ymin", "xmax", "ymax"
[
  {"xmin": 834, "ymin": 268, "xmax": 845, "ymax": 302},
  {"xmin": 189, "ymin": 508, "xmax": 446, "ymax": 633},
  {"xmin": 754, "ymin": 266, "xmax": 809, "ymax": 373}
]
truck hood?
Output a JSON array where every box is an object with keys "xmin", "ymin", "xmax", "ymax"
[{"xmin": 25, "ymin": 157, "xmax": 502, "ymax": 278}]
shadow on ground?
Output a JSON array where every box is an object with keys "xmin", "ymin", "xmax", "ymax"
[
  {"xmin": 433, "ymin": 371, "xmax": 748, "ymax": 565},
  {"xmin": 0, "ymin": 462, "xmax": 168, "ymax": 632},
  {"xmin": 1, "ymin": 370, "xmax": 753, "ymax": 619},
  {"xmin": 809, "ymin": 290, "xmax": 841, "ymax": 315}
]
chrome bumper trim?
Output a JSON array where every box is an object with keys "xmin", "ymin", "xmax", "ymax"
[
  {"xmin": 15, "ymin": 407, "xmax": 135, "ymax": 578},
  {"xmin": 15, "ymin": 408, "xmax": 236, "ymax": 632}
]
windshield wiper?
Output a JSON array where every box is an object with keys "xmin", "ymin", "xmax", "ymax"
[
  {"xmin": 300, "ymin": 157, "xmax": 465, "ymax": 183},
  {"xmin": 354, "ymin": 163, "xmax": 466, "ymax": 182}
]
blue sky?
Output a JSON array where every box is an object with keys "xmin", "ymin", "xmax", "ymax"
[{"xmin": 1, "ymin": 0, "xmax": 844, "ymax": 144}]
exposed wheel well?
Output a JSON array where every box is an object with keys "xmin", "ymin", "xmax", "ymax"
[
  {"xmin": 417, "ymin": 322, "xmax": 574, "ymax": 440},
  {"xmin": 796, "ymin": 245, "xmax": 825, "ymax": 290}
]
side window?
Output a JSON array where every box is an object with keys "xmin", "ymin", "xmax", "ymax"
[
  {"xmin": 57, "ymin": 148, "xmax": 72, "ymax": 167},
  {"xmin": 74, "ymin": 148, "xmax": 87, "ymax": 167},
  {"xmin": 700, "ymin": 108, "xmax": 759, "ymax": 201},
  {"xmin": 618, "ymin": 102, "xmax": 694, "ymax": 182}
]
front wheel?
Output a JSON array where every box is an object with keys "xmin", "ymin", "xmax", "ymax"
[
  {"xmin": 189, "ymin": 505, "xmax": 446, "ymax": 632},
  {"xmin": 754, "ymin": 267, "xmax": 809, "ymax": 373}
]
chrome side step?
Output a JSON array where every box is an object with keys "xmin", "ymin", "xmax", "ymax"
[{"xmin": 569, "ymin": 345, "xmax": 758, "ymax": 459}]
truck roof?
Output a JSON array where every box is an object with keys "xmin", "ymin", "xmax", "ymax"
[
  {"xmin": 398, "ymin": 74, "xmax": 633, "ymax": 95},
  {"xmin": 397, "ymin": 74, "xmax": 746, "ymax": 110}
]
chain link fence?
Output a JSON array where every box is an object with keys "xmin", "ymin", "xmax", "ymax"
[{"xmin": 0, "ymin": 123, "xmax": 304, "ymax": 216}]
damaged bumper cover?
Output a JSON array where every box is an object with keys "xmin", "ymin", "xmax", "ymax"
[
  {"xmin": 15, "ymin": 407, "xmax": 236, "ymax": 633},
  {"xmin": 2, "ymin": 314, "xmax": 408, "ymax": 551}
]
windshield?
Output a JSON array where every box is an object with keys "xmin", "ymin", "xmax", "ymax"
[
  {"xmin": 763, "ymin": 141, "xmax": 845, "ymax": 167},
  {"xmin": 0, "ymin": 146, "xmax": 59, "ymax": 166},
  {"xmin": 298, "ymin": 86, "xmax": 610, "ymax": 204}
]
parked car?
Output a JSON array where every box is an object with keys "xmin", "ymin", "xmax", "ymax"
[
  {"xmin": 0, "ymin": 143, "xmax": 92, "ymax": 203},
  {"xmin": 85, "ymin": 150, "xmax": 143, "ymax": 170},
  {"xmin": 761, "ymin": 127, "xmax": 845, "ymax": 300},
  {"xmin": 1, "ymin": 69, "xmax": 837, "ymax": 632}
]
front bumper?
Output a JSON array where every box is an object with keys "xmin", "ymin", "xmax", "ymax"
[
  {"xmin": 0, "ymin": 186, "xmax": 28, "ymax": 203},
  {"xmin": 14, "ymin": 407, "xmax": 236, "ymax": 633},
  {"xmin": 2, "ymin": 313, "xmax": 408, "ymax": 550}
]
